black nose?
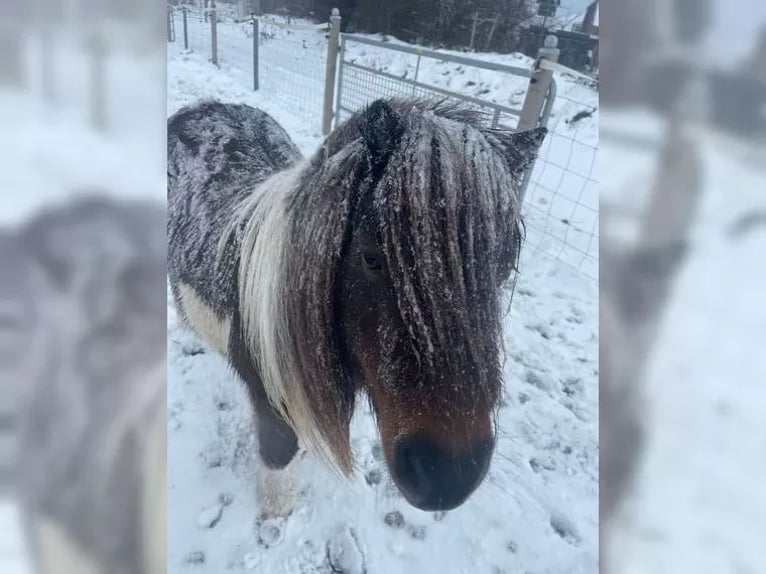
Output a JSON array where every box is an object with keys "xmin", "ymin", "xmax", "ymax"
[{"xmin": 392, "ymin": 436, "xmax": 493, "ymax": 511}]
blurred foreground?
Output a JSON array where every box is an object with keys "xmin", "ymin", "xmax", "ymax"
[
  {"xmin": 0, "ymin": 1, "xmax": 165, "ymax": 573},
  {"xmin": 601, "ymin": 1, "xmax": 766, "ymax": 573}
]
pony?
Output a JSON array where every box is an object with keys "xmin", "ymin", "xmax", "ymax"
[{"xmin": 167, "ymin": 98, "xmax": 547, "ymax": 513}]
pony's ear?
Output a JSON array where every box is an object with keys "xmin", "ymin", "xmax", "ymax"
[
  {"xmin": 359, "ymin": 100, "xmax": 403, "ymax": 168},
  {"xmin": 500, "ymin": 126, "xmax": 548, "ymax": 180}
]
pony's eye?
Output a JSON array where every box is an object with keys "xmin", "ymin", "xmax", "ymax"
[{"xmin": 362, "ymin": 252, "xmax": 383, "ymax": 271}]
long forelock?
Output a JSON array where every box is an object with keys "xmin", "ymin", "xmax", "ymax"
[{"xmin": 373, "ymin": 109, "xmax": 519, "ymax": 402}]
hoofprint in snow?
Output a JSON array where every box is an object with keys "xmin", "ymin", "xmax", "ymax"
[{"xmin": 167, "ymin": 38, "xmax": 598, "ymax": 574}]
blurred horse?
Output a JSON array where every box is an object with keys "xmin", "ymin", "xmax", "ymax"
[{"xmin": 7, "ymin": 196, "xmax": 166, "ymax": 574}]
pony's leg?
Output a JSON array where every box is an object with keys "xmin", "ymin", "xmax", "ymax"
[
  {"xmin": 228, "ymin": 310, "xmax": 300, "ymax": 519},
  {"xmin": 252, "ymin": 398, "xmax": 300, "ymax": 519}
]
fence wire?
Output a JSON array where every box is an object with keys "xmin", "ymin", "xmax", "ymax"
[
  {"xmin": 521, "ymin": 89, "xmax": 599, "ymax": 279},
  {"xmin": 215, "ymin": 20, "xmax": 254, "ymax": 81},
  {"xmin": 338, "ymin": 64, "xmax": 509, "ymax": 124},
  {"xmin": 335, "ymin": 38, "xmax": 527, "ymax": 131},
  {"xmin": 172, "ymin": 9, "xmax": 328, "ymax": 130},
  {"xmin": 256, "ymin": 20, "xmax": 327, "ymax": 124},
  {"xmin": 183, "ymin": 8, "xmax": 211, "ymax": 60}
]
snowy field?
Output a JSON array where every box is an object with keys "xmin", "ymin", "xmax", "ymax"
[
  {"xmin": 167, "ymin": 29, "xmax": 599, "ymax": 574},
  {"xmin": 0, "ymin": 502, "xmax": 30, "ymax": 574}
]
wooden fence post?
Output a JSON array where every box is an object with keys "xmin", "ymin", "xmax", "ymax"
[{"xmin": 516, "ymin": 40, "xmax": 559, "ymax": 203}]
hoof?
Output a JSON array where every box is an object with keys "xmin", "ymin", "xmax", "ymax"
[{"xmin": 255, "ymin": 463, "xmax": 299, "ymax": 518}]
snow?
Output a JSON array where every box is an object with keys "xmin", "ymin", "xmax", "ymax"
[
  {"xmin": 603, "ymin": 117, "xmax": 766, "ymax": 573},
  {"xmin": 167, "ymin": 29, "xmax": 598, "ymax": 574},
  {"xmin": 1, "ymin": 34, "xmax": 165, "ymax": 227},
  {"xmin": 0, "ymin": 502, "xmax": 31, "ymax": 574}
]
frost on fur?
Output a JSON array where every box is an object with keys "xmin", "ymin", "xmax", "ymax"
[{"xmin": 167, "ymin": 98, "xmax": 547, "ymax": 479}]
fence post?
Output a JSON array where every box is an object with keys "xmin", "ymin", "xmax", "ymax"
[
  {"xmin": 322, "ymin": 8, "xmax": 342, "ymax": 136},
  {"xmin": 469, "ymin": 11, "xmax": 479, "ymax": 51},
  {"xmin": 41, "ymin": 22, "xmax": 54, "ymax": 106},
  {"xmin": 333, "ymin": 35, "xmax": 346, "ymax": 131},
  {"xmin": 412, "ymin": 48, "xmax": 422, "ymax": 94},
  {"xmin": 210, "ymin": 2, "xmax": 218, "ymax": 66},
  {"xmin": 518, "ymin": 44, "xmax": 559, "ymax": 132},
  {"xmin": 183, "ymin": 6, "xmax": 189, "ymax": 50},
  {"xmin": 252, "ymin": 16, "xmax": 259, "ymax": 90},
  {"xmin": 167, "ymin": 5, "xmax": 174, "ymax": 42},
  {"xmin": 516, "ymin": 39, "xmax": 559, "ymax": 204},
  {"xmin": 89, "ymin": 30, "xmax": 107, "ymax": 131},
  {"xmin": 491, "ymin": 108, "xmax": 501, "ymax": 129}
]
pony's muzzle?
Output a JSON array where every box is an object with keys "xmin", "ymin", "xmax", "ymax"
[{"xmin": 392, "ymin": 435, "xmax": 494, "ymax": 511}]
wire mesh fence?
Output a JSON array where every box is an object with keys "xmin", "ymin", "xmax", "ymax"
[
  {"xmin": 522, "ymin": 87, "xmax": 599, "ymax": 279},
  {"xmin": 335, "ymin": 36, "xmax": 532, "ymax": 130},
  {"xmin": 170, "ymin": 7, "xmax": 329, "ymax": 128},
  {"xmin": 255, "ymin": 18, "xmax": 328, "ymax": 123},
  {"xmin": 183, "ymin": 7, "xmax": 212, "ymax": 60},
  {"xmin": 523, "ymin": 116, "xmax": 599, "ymax": 279},
  {"xmin": 215, "ymin": 19, "xmax": 255, "ymax": 81}
]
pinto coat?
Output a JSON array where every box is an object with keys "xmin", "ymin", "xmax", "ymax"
[{"xmin": 167, "ymin": 98, "xmax": 547, "ymax": 511}]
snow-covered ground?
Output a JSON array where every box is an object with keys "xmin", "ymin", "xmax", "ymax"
[
  {"xmin": 1, "ymin": 33, "xmax": 165, "ymax": 227},
  {"xmin": 167, "ymin": 29, "xmax": 599, "ymax": 574},
  {"xmin": 602, "ymin": 112, "xmax": 766, "ymax": 573},
  {"xmin": 0, "ymin": 502, "xmax": 30, "ymax": 574}
]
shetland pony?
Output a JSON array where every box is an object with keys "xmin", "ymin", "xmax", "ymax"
[{"xmin": 167, "ymin": 98, "xmax": 546, "ymax": 513}]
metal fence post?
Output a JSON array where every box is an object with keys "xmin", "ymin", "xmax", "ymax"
[
  {"xmin": 253, "ymin": 16, "xmax": 259, "ymax": 90},
  {"xmin": 89, "ymin": 30, "xmax": 107, "ymax": 131},
  {"xmin": 322, "ymin": 8, "xmax": 342, "ymax": 135},
  {"xmin": 491, "ymin": 108, "xmax": 501, "ymax": 128},
  {"xmin": 183, "ymin": 6, "xmax": 189, "ymax": 50},
  {"xmin": 41, "ymin": 22, "xmax": 55, "ymax": 106},
  {"xmin": 333, "ymin": 35, "xmax": 346, "ymax": 130},
  {"xmin": 167, "ymin": 5, "xmax": 174, "ymax": 42},
  {"xmin": 210, "ymin": 3, "xmax": 218, "ymax": 66},
  {"xmin": 516, "ymin": 41, "xmax": 559, "ymax": 204},
  {"xmin": 412, "ymin": 48, "xmax": 422, "ymax": 95}
]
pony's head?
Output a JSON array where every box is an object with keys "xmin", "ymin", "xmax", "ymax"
[{"xmin": 243, "ymin": 99, "xmax": 546, "ymax": 510}]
